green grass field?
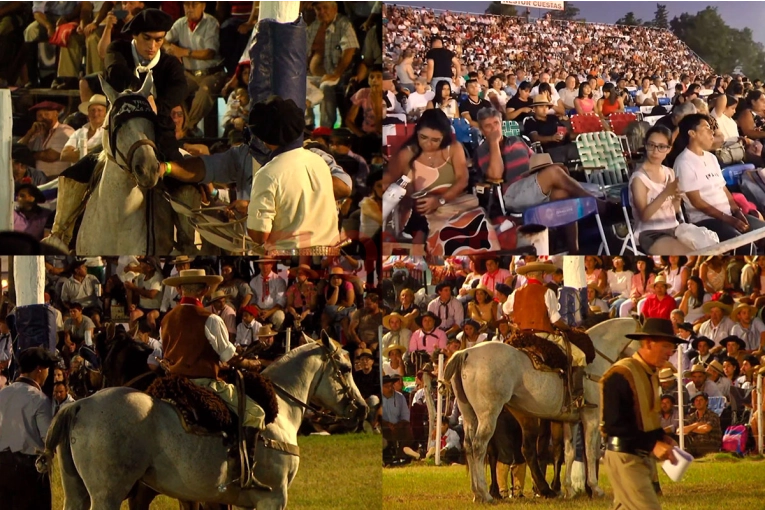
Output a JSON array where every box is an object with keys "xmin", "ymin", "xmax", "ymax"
[
  {"xmin": 383, "ymin": 454, "xmax": 765, "ymax": 509},
  {"xmin": 51, "ymin": 433, "xmax": 382, "ymax": 509}
]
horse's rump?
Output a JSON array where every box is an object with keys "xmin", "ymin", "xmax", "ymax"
[
  {"xmin": 507, "ymin": 331, "xmax": 567, "ymax": 372},
  {"xmin": 145, "ymin": 372, "xmax": 278, "ymax": 435}
]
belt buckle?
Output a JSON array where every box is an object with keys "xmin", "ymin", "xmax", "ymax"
[{"xmin": 193, "ymin": 69, "xmax": 204, "ymax": 78}]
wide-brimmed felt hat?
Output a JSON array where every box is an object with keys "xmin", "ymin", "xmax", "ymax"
[
  {"xmin": 415, "ymin": 310, "xmax": 442, "ymax": 329},
  {"xmin": 248, "ymin": 96, "xmax": 305, "ymax": 146},
  {"xmin": 702, "ymin": 295, "xmax": 733, "ymax": 314},
  {"xmin": 626, "ymin": 318, "xmax": 687, "ymax": 344},
  {"xmin": 383, "ymin": 312, "xmax": 406, "ymax": 330},
  {"xmin": 357, "ymin": 348, "xmax": 374, "ymax": 359},
  {"xmin": 163, "ymin": 269, "xmax": 223, "ymax": 288},
  {"xmin": 256, "ymin": 324, "xmax": 278, "ymax": 337},
  {"xmin": 468, "ymin": 283, "xmax": 494, "ymax": 299},
  {"xmin": 67, "ymin": 258, "xmax": 87, "ymax": 272},
  {"xmin": 516, "ymin": 261, "xmax": 557, "ymax": 276},
  {"xmin": 384, "ymin": 344, "xmax": 406, "ymax": 357},
  {"xmin": 677, "ymin": 322, "xmax": 694, "ymax": 333},
  {"xmin": 11, "ymin": 144, "xmax": 36, "ymax": 167},
  {"xmin": 18, "ymin": 347, "xmax": 61, "ymax": 373},
  {"xmin": 29, "ymin": 101, "xmax": 65, "ymax": 112},
  {"xmin": 658, "ymin": 367, "xmax": 675, "ymax": 382},
  {"xmin": 382, "ymin": 374, "xmax": 400, "ymax": 384},
  {"xmin": 208, "ymin": 290, "xmax": 228, "ymax": 303},
  {"xmin": 494, "ymin": 283, "xmax": 513, "ymax": 296},
  {"xmin": 528, "ymin": 153, "xmax": 554, "ymax": 173},
  {"xmin": 122, "ymin": 8, "xmax": 173, "ymax": 34},
  {"xmin": 720, "ymin": 335, "xmax": 746, "ymax": 350},
  {"xmin": 683, "ymin": 363, "xmax": 708, "ymax": 377},
  {"xmin": 730, "ymin": 302, "xmax": 757, "ymax": 320},
  {"xmin": 462, "ymin": 318, "xmax": 481, "ymax": 330},
  {"xmin": 288, "ymin": 264, "xmax": 318, "ymax": 279},
  {"xmin": 15, "ymin": 183, "xmax": 46, "ymax": 204},
  {"xmin": 254, "ymin": 257, "xmax": 280, "ymax": 265},
  {"xmin": 691, "ymin": 336, "xmax": 714, "ymax": 350},
  {"xmin": 78, "ymin": 94, "xmax": 107, "ymax": 115},
  {"xmin": 530, "ymin": 94, "xmax": 553, "ymax": 107},
  {"xmin": 706, "ymin": 360, "xmax": 725, "ymax": 376}
]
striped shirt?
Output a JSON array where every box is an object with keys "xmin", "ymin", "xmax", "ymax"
[{"xmin": 475, "ymin": 136, "xmax": 533, "ymax": 185}]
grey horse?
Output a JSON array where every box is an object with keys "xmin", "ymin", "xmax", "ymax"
[
  {"xmin": 40, "ymin": 333, "xmax": 367, "ymax": 509},
  {"xmin": 444, "ymin": 318, "xmax": 640, "ymax": 502}
]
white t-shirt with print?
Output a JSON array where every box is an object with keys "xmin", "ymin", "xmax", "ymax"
[{"xmin": 674, "ymin": 148, "xmax": 731, "ymax": 223}]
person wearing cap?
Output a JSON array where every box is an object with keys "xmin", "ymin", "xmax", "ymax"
[
  {"xmin": 503, "ymin": 261, "xmax": 593, "ymax": 408},
  {"xmin": 427, "ymin": 282, "xmax": 464, "ymax": 339},
  {"xmin": 162, "ymin": 1, "xmax": 227, "ymax": 131},
  {"xmin": 601, "ymin": 318, "xmax": 683, "ymax": 510},
  {"xmin": 730, "ymin": 301, "xmax": 765, "ymax": 352},
  {"xmin": 124, "ymin": 257, "xmax": 163, "ymax": 331},
  {"xmin": 11, "ymin": 144, "xmax": 48, "ymax": 187},
  {"xmin": 234, "ymin": 306, "xmax": 264, "ymax": 351},
  {"xmin": 705, "ymin": 359, "xmax": 731, "ymax": 398},
  {"xmin": 207, "ymin": 290, "xmax": 238, "ymax": 340},
  {"xmin": 383, "ymin": 344, "xmax": 406, "ymax": 377},
  {"xmin": 104, "ymin": 8, "xmax": 188, "ymax": 163},
  {"xmin": 382, "ymin": 374, "xmax": 419, "ymax": 462},
  {"xmin": 0, "ymin": 347, "xmax": 60, "ymax": 508},
  {"xmin": 60, "ymin": 259, "xmax": 102, "ymax": 315},
  {"xmin": 60, "ymin": 94, "xmax": 107, "ymax": 163},
  {"xmin": 249, "ymin": 259, "xmax": 287, "ymax": 331},
  {"xmin": 684, "ymin": 363, "xmax": 723, "ymax": 400},
  {"xmin": 697, "ymin": 297, "xmax": 735, "ymax": 344},
  {"xmin": 17, "ymin": 101, "xmax": 74, "ymax": 178},
  {"xmin": 382, "ymin": 312, "xmax": 411, "ymax": 356},
  {"xmin": 160, "ymin": 268, "xmax": 270, "ymax": 490},
  {"xmin": 681, "ymin": 392, "xmax": 722, "ymax": 458},
  {"xmin": 689, "ymin": 336, "xmax": 716, "ymax": 366},
  {"xmin": 641, "ymin": 275, "xmax": 677, "ymax": 320},
  {"xmin": 159, "ymin": 256, "xmax": 193, "ymax": 313},
  {"xmin": 409, "ymin": 311, "xmax": 448, "ymax": 356},
  {"xmin": 306, "ymin": 1, "xmax": 360, "ymax": 128},
  {"xmin": 13, "ymin": 183, "xmax": 52, "ymax": 242}
]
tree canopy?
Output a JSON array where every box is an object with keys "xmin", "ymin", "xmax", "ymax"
[
  {"xmin": 485, "ymin": 2, "xmax": 518, "ymax": 17},
  {"xmin": 548, "ymin": 3, "xmax": 581, "ymax": 21},
  {"xmin": 653, "ymin": 4, "xmax": 669, "ymax": 29},
  {"xmin": 615, "ymin": 12, "xmax": 643, "ymax": 26}
]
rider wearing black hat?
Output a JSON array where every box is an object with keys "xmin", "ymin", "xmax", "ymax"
[{"xmin": 0, "ymin": 347, "xmax": 61, "ymax": 509}]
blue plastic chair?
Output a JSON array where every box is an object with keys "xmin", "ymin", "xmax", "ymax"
[
  {"xmin": 722, "ymin": 163, "xmax": 755, "ymax": 187},
  {"xmin": 522, "ymin": 197, "xmax": 610, "ymax": 255},
  {"xmin": 452, "ymin": 118, "xmax": 473, "ymax": 145},
  {"xmin": 619, "ymin": 185, "xmax": 642, "ymax": 256},
  {"xmin": 658, "ymin": 97, "xmax": 671, "ymax": 106},
  {"xmin": 625, "ymin": 106, "xmax": 640, "ymax": 114}
]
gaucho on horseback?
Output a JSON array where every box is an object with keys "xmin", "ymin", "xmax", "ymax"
[
  {"xmin": 501, "ymin": 261, "xmax": 596, "ymax": 410},
  {"xmin": 160, "ymin": 268, "xmax": 270, "ymax": 491}
]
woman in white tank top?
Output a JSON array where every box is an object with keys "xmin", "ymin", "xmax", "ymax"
[{"xmin": 629, "ymin": 125, "xmax": 693, "ymax": 254}]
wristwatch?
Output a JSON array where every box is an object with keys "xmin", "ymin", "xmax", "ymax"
[{"xmin": 438, "ymin": 197, "xmax": 446, "ymax": 206}]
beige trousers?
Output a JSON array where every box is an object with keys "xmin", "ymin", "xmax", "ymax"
[
  {"xmin": 191, "ymin": 378, "xmax": 265, "ymax": 430},
  {"xmin": 535, "ymin": 332, "xmax": 586, "ymax": 367},
  {"xmin": 603, "ymin": 450, "xmax": 662, "ymax": 510}
]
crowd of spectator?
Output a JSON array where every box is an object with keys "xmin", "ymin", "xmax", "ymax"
[
  {"xmin": 0, "ymin": 254, "xmax": 383, "ymax": 432},
  {"xmin": 381, "ymin": 5, "xmax": 765, "ymax": 256},
  {"xmin": 380, "ymin": 254, "xmax": 765, "ymax": 468},
  {"xmin": 3, "ymin": 2, "xmax": 384, "ymax": 255}
]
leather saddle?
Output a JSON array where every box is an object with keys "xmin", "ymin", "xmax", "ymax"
[{"xmin": 506, "ymin": 329, "xmax": 567, "ymax": 373}]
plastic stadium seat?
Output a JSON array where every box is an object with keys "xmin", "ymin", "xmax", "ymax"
[
  {"xmin": 575, "ymin": 131, "xmax": 629, "ymax": 188},
  {"xmin": 658, "ymin": 97, "xmax": 671, "ymax": 106},
  {"xmin": 625, "ymin": 106, "xmax": 640, "ymax": 114},
  {"xmin": 722, "ymin": 163, "xmax": 755, "ymax": 187},
  {"xmin": 452, "ymin": 118, "xmax": 473, "ymax": 145},
  {"xmin": 522, "ymin": 197, "xmax": 610, "ymax": 255}
]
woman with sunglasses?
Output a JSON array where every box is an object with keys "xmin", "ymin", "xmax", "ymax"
[{"xmin": 628, "ymin": 125, "xmax": 693, "ymax": 254}]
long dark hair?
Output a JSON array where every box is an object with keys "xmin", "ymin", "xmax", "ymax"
[
  {"xmin": 577, "ymin": 82, "xmax": 592, "ymax": 99},
  {"xmin": 433, "ymin": 80, "xmax": 453, "ymax": 109},
  {"xmin": 513, "ymin": 80, "xmax": 532, "ymax": 100},
  {"xmin": 687, "ymin": 276, "xmax": 705, "ymax": 304},
  {"xmin": 603, "ymin": 83, "xmax": 617, "ymax": 105},
  {"xmin": 404, "ymin": 108, "xmax": 453, "ymax": 172}
]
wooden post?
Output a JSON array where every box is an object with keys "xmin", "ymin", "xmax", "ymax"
[
  {"xmin": 0, "ymin": 89, "xmax": 12, "ymax": 231},
  {"xmin": 13, "ymin": 256, "xmax": 45, "ymax": 306},
  {"xmin": 435, "ymin": 352, "xmax": 445, "ymax": 466}
]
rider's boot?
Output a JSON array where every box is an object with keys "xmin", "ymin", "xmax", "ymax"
[
  {"xmin": 243, "ymin": 427, "xmax": 272, "ymax": 491},
  {"xmin": 573, "ymin": 366, "xmax": 597, "ymax": 409},
  {"xmin": 496, "ymin": 461, "xmax": 511, "ymax": 498},
  {"xmin": 511, "ymin": 463, "xmax": 526, "ymax": 498}
]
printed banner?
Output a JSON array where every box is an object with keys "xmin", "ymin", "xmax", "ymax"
[{"xmin": 501, "ymin": 0, "xmax": 565, "ymax": 10}]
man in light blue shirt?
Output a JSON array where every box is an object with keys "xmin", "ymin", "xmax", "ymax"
[{"xmin": 382, "ymin": 375, "xmax": 419, "ymax": 461}]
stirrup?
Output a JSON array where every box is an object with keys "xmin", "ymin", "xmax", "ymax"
[
  {"xmin": 573, "ymin": 395, "xmax": 597, "ymax": 409},
  {"xmin": 242, "ymin": 462, "xmax": 272, "ymax": 491}
]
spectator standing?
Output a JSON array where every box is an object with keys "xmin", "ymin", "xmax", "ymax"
[
  {"xmin": 425, "ymin": 36, "xmax": 460, "ymax": 91},
  {"xmin": 16, "ymin": 102, "xmax": 74, "ymax": 179}
]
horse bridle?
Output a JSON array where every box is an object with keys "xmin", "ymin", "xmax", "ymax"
[
  {"xmin": 271, "ymin": 339, "xmax": 361, "ymax": 422},
  {"xmin": 587, "ymin": 337, "xmax": 635, "ymax": 383},
  {"xmin": 105, "ymin": 94, "xmax": 160, "ymax": 188}
]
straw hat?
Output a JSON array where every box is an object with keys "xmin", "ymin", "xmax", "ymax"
[
  {"xmin": 288, "ymin": 264, "xmax": 318, "ymax": 279},
  {"xmin": 384, "ymin": 344, "xmax": 406, "ymax": 357},
  {"xmin": 730, "ymin": 302, "xmax": 757, "ymax": 321},
  {"xmin": 170, "ymin": 255, "xmax": 194, "ymax": 265},
  {"xmin": 256, "ymin": 325, "xmax": 278, "ymax": 337},
  {"xmin": 528, "ymin": 153, "xmax": 555, "ymax": 173},
  {"xmin": 652, "ymin": 274, "xmax": 668, "ymax": 288},
  {"xmin": 208, "ymin": 290, "xmax": 228, "ymax": 303},
  {"xmin": 706, "ymin": 360, "xmax": 725, "ymax": 376},
  {"xmin": 163, "ymin": 269, "xmax": 223, "ymax": 288},
  {"xmin": 701, "ymin": 295, "xmax": 733, "ymax": 315},
  {"xmin": 516, "ymin": 261, "xmax": 557, "ymax": 276},
  {"xmin": 383, "ymin": 312, "xmax": 406, "ymax": 330},
  {"xmin": 530, "ymin": 94, "xmax": 553, "ymax": 107},
  {"xmin": 468, "ymin": 283, "xmax": 494, "ymax": 299},
  {"xmin": 658, "ymin": 367, "xmax": 675, "ymax": 383},
  {"xmin": 587, "ymin": 283, "xmax": 601, "ymax": 297},
  {"xmin": 78, "ymin": 94, "xmax": 107, "ymax": 115},
  {"xmin": 328, "ymin": 267, "xmax": 349, "ymax": 279},
  {"xmin": 683, "ymin": 363, "xmax": 708, "ymax": 377}
]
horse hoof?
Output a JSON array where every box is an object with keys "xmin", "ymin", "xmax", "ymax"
[
  {"xmin": 541, "ymin": 489, "xmax": 557, "ymax": 499},
  {"xmin": 592, "ymin": 487, "xmax": 605, "ymax": 498}
]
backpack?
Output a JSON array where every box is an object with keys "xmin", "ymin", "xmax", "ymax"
[{"xmin": 721, "ymin": 425, "xmax": 749, "ymax": 455}]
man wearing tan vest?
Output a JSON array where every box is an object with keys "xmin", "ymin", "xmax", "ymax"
[
  {"xmin": 601, "ymin": 318, "xmax": 683, "ymax": 510},
  {"xmin": 501, "ymin": 261, "xmax": 592, "ymax": 409},
  {"xmin": 160, "ymin": 269, "xmax": 270, "ymax": 491}
]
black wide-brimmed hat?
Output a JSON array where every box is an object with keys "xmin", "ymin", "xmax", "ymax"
[
  {"xmin": 122, "ymin": 8, "xmax": 173, "ymax": 35},
  {"xmin": 626, "ymin": 318, "xmax": 687, "ymax": 344},
  {"xmin": 248, "ymin": 96, "xmax": 304, "ymax": 146},
  {"xmin": 691, "ymin": 336, "xmax": 714, "ymax": 351},
  {"xmin": 720, "ymin": 335, "xmax": 746, "ymax": 350},
  {"xmin": 415, "ymin": 310, "xmax": 442, "ymax": 330}
]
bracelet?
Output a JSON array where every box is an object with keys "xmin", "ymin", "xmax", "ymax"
[{"xmin": 164, "ymin": 161, "xmax": 172, "ymax": 177}]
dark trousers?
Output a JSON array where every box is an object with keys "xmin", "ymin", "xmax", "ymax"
[
  {"xmin": 0, "ymin": 450, "xmax": 52, "ymax": 510},
  {"xmin": 698, "ymin": 214, "xmax": 765, "ymax": 252}
]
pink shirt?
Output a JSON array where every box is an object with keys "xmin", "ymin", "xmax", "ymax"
[
  {"xmin": 630, "ymin": 273, "xmax": 655, "ymax": 299},
  {"xmin": 351, "ymin": 88, "xmax": 378, "ymax": 134},
  {"xmin": 408, "ymin": 328, "xmax": 448, "ymax": 355},
  {"xmin": 480, "ymin": 269, "xmax": 512, "ymax": 294}
]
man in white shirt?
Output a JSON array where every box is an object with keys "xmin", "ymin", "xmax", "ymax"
[
  {"xmin": 249, "ymin": 258, "xmax": 287, "ymax": 330},
  {"xmin": 674, "ymin": 113, "xmax": 765, "ymax": 243},
  {"xmin": 530, "ymin": 72, "xmax": 560, "ymax": 103},
  {"xmin": 705, "ymin": 360, "xmax": 731, "ymax": 398},
  {"xmin": 60, "ymin": 259, "xmax": 102, "ymax": 315},
  {"xmin": 684, "ymin": 363, "xmax": 722, "ymax": 399},
  {"xmin": 124, "ymin": 258, "xmax": 163, "ymax": 330},
  {"xmin": 697, "ymin": 300, "xmax": 735, "ymax": 344},
  {"xmin": 558, "ymin": 75, "xmax": 579, "ymax": 110},
  {"xmin": 136, "ymin": 319, "xmax": 163, "ymax": 369},
  {"xmin": 729, "ymin": 302, "xmax": 765, "ymax": 351},
  {"xmin": 405, "ymin": 78, "xmax": 434, "ymax": 117}
]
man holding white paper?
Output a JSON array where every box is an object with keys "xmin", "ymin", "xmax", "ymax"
[{"xmin": 600, "ymin": 318, "xmax": 685, "ymax": 510}]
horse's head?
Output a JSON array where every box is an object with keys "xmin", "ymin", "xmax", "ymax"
[
  {"xmin": 312, "ymin": 331, "xmax": 368, "ymax": 426},
  {"xmin": 100, "ymin": 71, "xmax": 162, "ymax": 189},
  {"xmin": 98, "ymin": 326, "xmax": 153, "ymax": 387}
]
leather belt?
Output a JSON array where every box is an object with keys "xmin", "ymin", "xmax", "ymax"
[
  {"xmin": 189, "ymin": 65, "xmax": 224, "ymax": 78},
  {"xmin": 605, "ymin": 436, "xmax": 649, "ymax": 457}
]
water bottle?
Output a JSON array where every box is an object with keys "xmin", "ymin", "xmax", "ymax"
[{"xmin": 382, "ymin": 174, "xmax": 411, "ymax": 223}]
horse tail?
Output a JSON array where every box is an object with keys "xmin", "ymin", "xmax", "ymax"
[
  {"xmin": 36, "ymin": 402, "xmax": 80, "ymax": 474},
  {"xmin": 443, "ymin": 350, "xmax": 468, "ymax": 405}
]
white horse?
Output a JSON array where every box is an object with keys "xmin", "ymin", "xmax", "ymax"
[
  {"xmin": 443, "ymin": 318, "xmax": 640, "ymax": 502},
  {"xmin": 41, "ymin": 334, "xmax": 367, "ymax": 510},
  {"xmin": 75, "ymin": 71, "xmax": 174, "ymax": 255}
]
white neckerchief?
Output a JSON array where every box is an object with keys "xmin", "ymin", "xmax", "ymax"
[{"xmin": 131, "ymin": 40, "xmax": 161, "ymax": 78}]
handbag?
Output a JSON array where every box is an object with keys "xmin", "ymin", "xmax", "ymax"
[
  {"xmin": 49, "ymin": 22, "xmax": 79, "ymax": 47},
  {"xmin": 716, "ymin": 140, "xmax": 746, "ymax": 165}
]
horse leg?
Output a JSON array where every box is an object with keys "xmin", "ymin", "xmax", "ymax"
[
  {"xmin": 470, "ymin": 418, "xmax": 499, "ymax": 503},
  {"xmin": 516, "ymin": 415, "xmax": 555, "ymax": 499},
  {"xmin": 57, "ymin": 441, "xmax": 91, "ymax": 510},
  {"xmin": 550, "ymin": 421, "xmax": 565, "ymax": 495},
  {"xmin": 487, "ymin": 441, "xmax": 501, "ymax": 500},
  {"xmin": 537, "ymin": 419, "xmax": 551, "ymax": 488},
  {"xmin": 582, "ymin": 409, "xmax": 605, "ymax": 498},
  {"xmin": 562, "ymin": 421, "xmax": 576, "ymax": 498}
]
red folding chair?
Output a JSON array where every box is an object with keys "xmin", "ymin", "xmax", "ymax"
[
  {"xmin": 608, "ymin": 112, "xmax": 638, "ymax": 136},
  {"xmin": 571, "ymin": 113, "xmax": 604, "ymax": 135}
]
